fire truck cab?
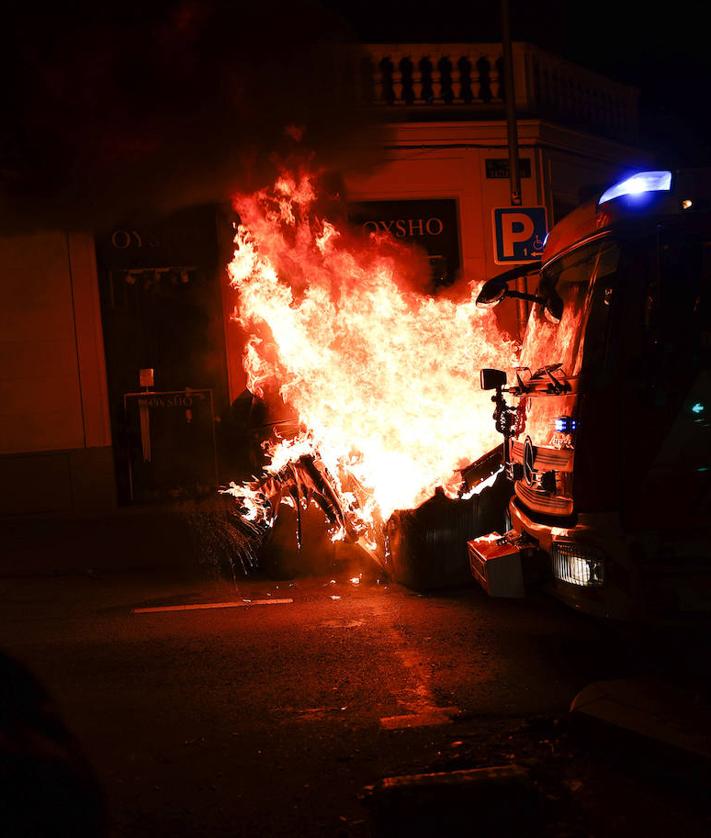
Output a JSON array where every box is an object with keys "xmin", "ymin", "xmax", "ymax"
[{"xmin": 469, "ymin": 170, "xmax": 711, "ymax": 620}]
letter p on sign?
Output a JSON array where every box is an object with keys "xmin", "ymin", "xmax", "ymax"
[{"xmin": 493, "ymin": 207, "xmax": 548, "ymax": 264}]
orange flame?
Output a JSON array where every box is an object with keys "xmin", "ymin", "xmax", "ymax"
[{"xmin": 228, "ymin": 169, "xmax": 517, "ymax": 528}]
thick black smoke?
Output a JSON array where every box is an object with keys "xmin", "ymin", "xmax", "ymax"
[{"xmin": 0, "ymin": 1, "xmax": 384, "ymax": 232}]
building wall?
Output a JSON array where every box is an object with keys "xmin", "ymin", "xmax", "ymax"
[
  {"xmin": 346, "ymin": 118, "xmax": 646, "ymax": 337},
  {"xmin": 0, "ymin": 117, "xmax": 646, "ymax": 517},
  {"xmin": 0, "ymin": 232, "xmax": 114, "ymax": 516},
  {"xmin": 536, "ymin": 122, "xmax": 648, "ymax": 224}
]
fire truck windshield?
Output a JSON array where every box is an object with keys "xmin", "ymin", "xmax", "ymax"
[{"xmin": 520, "ymin": 237, "xmax": 620, "ymax": 380}]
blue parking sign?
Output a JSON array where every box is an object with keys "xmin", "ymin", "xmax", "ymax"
[{"xmin": 492, "ymin": 207, "xmax": 548, "ymax": 264}]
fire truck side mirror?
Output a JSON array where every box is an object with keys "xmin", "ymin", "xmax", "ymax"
[
  {"xmin": 476, "ymin": 277, "xmax": 508, "ymax": 308},
  {"xmin": 480, "ymin": 368, "xmax": 507, "ymax": 391},
  {"xmin": 544, "ymin": 291, "xmax": 564, "ymax": 325}
]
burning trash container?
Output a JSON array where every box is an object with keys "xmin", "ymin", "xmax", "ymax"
[{"xmin": 385, "ymin": 448, "xmax": 511, "ymax": 590}]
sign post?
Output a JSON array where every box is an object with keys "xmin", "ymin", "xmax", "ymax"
[
  {"xmin": 501, "ymin": 0, "xmax": 521, "ymax": 209},
  {"xmin": 501, "ymin": 0, "xmax": 528, "ymax": 332}
]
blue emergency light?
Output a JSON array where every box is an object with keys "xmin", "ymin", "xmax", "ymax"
[
  {"xmin": 598, "ymin": 171, "xmax": 672, "ymax": 206},
  {"xmin": 554, "ymin": 416, "xmax": 577, "ymax": 433}
]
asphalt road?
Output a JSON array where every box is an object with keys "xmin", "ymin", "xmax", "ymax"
[{"xmin": 1, "ymin": 565, "xmax": 710, "ymax": 837}]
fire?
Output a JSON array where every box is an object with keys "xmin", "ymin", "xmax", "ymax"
[{"xmin": 227, "ymin": 168, "xmax": 517, "ymax": 533}]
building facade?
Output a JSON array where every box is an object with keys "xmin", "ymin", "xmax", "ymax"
[
  {"xmin": 0, "ymin": 43, "xmax": 645, "ymax": 517},
  {"xmin": 347, "ymin": 42, "xmax": 645, "ymax": 334}
]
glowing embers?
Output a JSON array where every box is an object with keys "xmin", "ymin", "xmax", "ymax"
[
  {"xmin": 222, "ymin": 447, "xmax": 362, "ymax": 546},
  {"xmin": 551, "ymin": 541, "xmax": 605, "ymax": 587},
  {"xmin": 223, "ymin": 482, "xmax": 274, "ymax": 526},
  {"xmin": 227, "ymin": 169, "xmax": 517, "ymax": 530}
]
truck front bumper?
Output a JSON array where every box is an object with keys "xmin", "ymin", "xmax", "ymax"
[{"xmin": 508, "ymin": 497, "xmax": 711, "ymax": 622}]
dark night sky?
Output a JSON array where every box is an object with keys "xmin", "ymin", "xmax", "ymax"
[
  {"xmin": 325, "ymin": 0, "xmax": 708, "ymax": 166},
  {"xmin": 1, "ymin": 1, "xmax": 706, "ymax": 231}
]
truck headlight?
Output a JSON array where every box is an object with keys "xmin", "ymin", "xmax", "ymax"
[{"xmin": 552, "ymin": 542, "xmax": 605, "ymax": 587}]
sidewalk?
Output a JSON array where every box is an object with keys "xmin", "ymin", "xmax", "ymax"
[
  {"xmin": 0, "ymin": 496, "xmax": 355, "ymax": 581},
  {"xmin": 0, "ymin": 503, "xmax": 206, "ymax": 578}
]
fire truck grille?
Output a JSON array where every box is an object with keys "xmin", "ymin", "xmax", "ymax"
[
  {"xmin": 515, "ymin": 481, "xmax": 574, "ymax": 516},
  {"xmin": 511, "ymin": 442, "xmax": 573, "ymax": 472}
]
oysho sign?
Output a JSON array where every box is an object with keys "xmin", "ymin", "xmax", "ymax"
[
  {"xmin": 349, "ymin": 198, "xmax": 461, "ymax": 286},
  {"xmin": 360, "ymin": 216, "xmax": 445, "ymax": 238}
]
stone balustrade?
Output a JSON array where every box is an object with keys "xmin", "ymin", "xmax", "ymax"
[{"xmin": 362, "ymin": 42, "xmax": 639, "ymax": 143}]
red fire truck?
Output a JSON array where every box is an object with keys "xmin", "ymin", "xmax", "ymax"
[{"xmin": 469, "ymin": 170, "xmax": 711, "ymax": 620}]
